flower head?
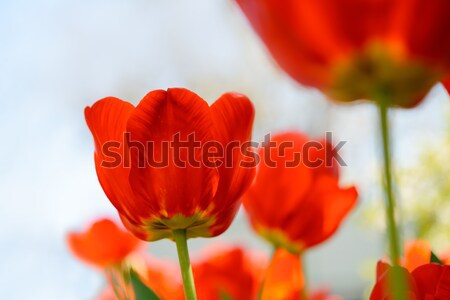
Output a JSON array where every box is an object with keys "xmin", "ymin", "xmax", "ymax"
[
  {"xmin": 370, "ymin": 262, "xmax": 450, "ymax": 300},
  {"xmin": 243, "ymin": 132, "xmax": 357, "ymax": 253},
  {"xmin": 236, "ymin": 0, "xmax": 450, "ymax": 107},
  {"xmin": 193, "ymin": 246, "xmax": 264, "ymax": 300},
  {"xmin": 67, "ymin": 218, "xmax": 141, "ymax": 268},
  {"xmin": 85, "ymin": 88, "xmax": 255, "ymax": 241}
]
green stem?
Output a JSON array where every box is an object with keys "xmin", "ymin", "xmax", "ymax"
[
  {"xmin": 173, "ymin": 229, "xmax": 197, "ymax": 300},
  {"xmin": 378, "ymin": 101, "xmax": 401, "ymax": 265},
  {"xmin": 378, "ymin": 98, "xmax": 406, "ymax": 299}
]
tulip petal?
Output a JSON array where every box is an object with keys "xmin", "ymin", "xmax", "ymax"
[
  {"xmin": 208, "ymin": 92, "xmax": 255, "ymax": 235},
  {"xmin": 127, "ymin": 88, "xmax": 219, "ymax": 219},
  {"xmin": 404, "ymin": 240, "xmax": 432, "ymax": 273},
  {"xmin": 261, "ymin": 248, "xmax": 304, "ymax": 300},
  {"xmin": 411, "ymin": 264, "xmax": 446, "ymax": 299},
  {"xmin": 284, "ymin": 176, "xmax": 357, "ymax": 248},
  {"xmin": 244, "ymin": 132, "xmax": 314, "ymax": 230},
  {"xmin": 370, "ymin": 266, "xmax": 417, "ymax": 300},
  {"xmin": 85, "ymin": 98, "xmax": 137, "ymax": 219},
  {"xmin": 67, "ymin": 218, "xmax": 140, "ymax": 268}
]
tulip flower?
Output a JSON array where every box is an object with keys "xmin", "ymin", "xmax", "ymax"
[
  {"xmin": 243, "ymin": 132, "xmax": 357, "ymax": 254},
  {"xmin": 236, "ymin": 0, "xmax": 450, "ymax": 108},
  {"xmin": 403, "ymin": 240, "xmax": 432, "ymax": 273},
  {"xmin": 261, "ymin": 248, "xmax": 305, "ymax": 300},
  {"xmin": 68, "ymin": 218, "xmax": 141, "ymax": 300},
  {"xmin": 67, "ymin": 218, "xmax": 140, "ymax": 268},
  {"xmin": 85, "ymin": 88, "xmax": 255, "ymax": 300},
  {"xmin": 262, "ymin": 248, "xmax": 342, "ymax": 300},
  {"xmin": 370, "ymin": 262, "xmax": 450, "ymax": 300},
  {"xmin": 192, "ymin": 246, "xmax": 264, "ymax": 300},
  {"xmin": 235, "ymin": 2, "xmax": 437, "ymax": 294}
]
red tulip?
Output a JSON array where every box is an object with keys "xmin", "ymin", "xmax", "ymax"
[
  {"xmin": 236, "ymin": 0, "xmax": 450, "ymax": 107},
  {"xmin": 370, "ymin": 262, "xmax": 450, "ymax": 300},
  {"xmin": 403, "ymin": 240, "xmax": 432, "ymax": 273},
  {"xmin": 243, "ymin": 132, "xmax": 357, "ymax": 253},
  {"xmin": 85, "ymin": 88, "xmax": 255, "ymax": 241},
  {"xmin": 192, "ymin": 246, "xmax": 264, "ymax": 300},
  {"xmin": 261, "ymin": 248, "xmax": 304, "ymax": 300},
  {"xmin": 67, "ymin": 218, "xmax": 141, "ymax": 268},
  {"xmin": 262, "ymin": 248, "xmax": 342, "ymax": 300}
]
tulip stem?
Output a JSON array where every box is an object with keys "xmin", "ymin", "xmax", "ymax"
[
  {"xmin": 377, "ymin": 97, "xmax": 406, "ymax": 299},
  {"xmin": 173, "ymin": 229, "xmax": 197, "ymax": 300},
  {"xmin": 378, "ymin": 100, "xmax": 401, "ymax": 266}
]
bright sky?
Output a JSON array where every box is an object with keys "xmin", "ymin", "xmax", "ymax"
[{"xmin": 0, "ymin": 1, "xmax": 448, "ymax": 299}]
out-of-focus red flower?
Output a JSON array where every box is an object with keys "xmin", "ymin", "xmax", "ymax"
[
  {"xmin": 67, "ymin": 218, "xmax": 141, "ymax": 268},
  {"xmin": 243, "ymin": 132, "xmax": 357, "ymax": 253},
  {"xmin": 403, "ymin": 240, "xmax": 432, "ymax": 272},
  {"xmin": 85, "ymin": 88, "xmax": 255, "ymax": 241},
  {"xmin": 236, "ymin": 0, "xmax": 450, "ymax": 107},
  {"xmin": 261, "ymin": 248, "xmax": 304, "ymax": 300},
  {"xmin": 380, "ymin": 240, "xmax": 445, "ymax": 272},
  {"xmin": 370, "ymin": 262, "xmax": 450, "ymax": 300},
  {"xmin": 192, "ymin": 246, "xmax": 264, "ymax": 300},
  {"xmin": 262, "ymin": 248, "xmax": 342, "ymax": 300}
]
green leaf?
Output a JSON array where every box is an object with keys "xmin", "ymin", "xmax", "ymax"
[
  {"xmin": 130, "ymin": 269, "xmax": 161, "ymax": 300},
  {"xmin": 430, "ymin": 251, "xmax": 444, "ymax": 265}
]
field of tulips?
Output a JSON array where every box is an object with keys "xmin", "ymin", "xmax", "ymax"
[{"xmin": 1, "ymin": 1, "xmax": 449, "ymax": 300}]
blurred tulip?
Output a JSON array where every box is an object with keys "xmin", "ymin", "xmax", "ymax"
[
  {"xmin": 261, "ymin": 248, "xmax": 304, "ymax": 300},
  {"xmin": 85, "ymin": 88, "xmax": 255, "ymax": 241},
  {"xmin": 403, "ymin": 240, "xmax": 432, "ymax": 272},
  {"xmin": 236, "ymin": 0, "xmax": 450, "ymax": 107},
  {"xmin": 67, "ymin": 218, "xmax": 140, "ymax": 268},
  {"xmin": 262, "ymin": 248, "xmax": 342, "ymax": 300},
  {"xmin": 192, "ymin": 246, "xmax": 264, "ymax": 300},
  {"xmin": 370, "ymin": 262, "xmax": 450, "ymax": 300},
  {"xmin": 243, "ymin": 132, "xmax": 357, "ymax": 253}
]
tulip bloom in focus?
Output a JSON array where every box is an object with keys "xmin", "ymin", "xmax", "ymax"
[
  {"xmin": 370, "ymin": 262, "xmax": 450, "ymax": 300},
  {"xmin": 236, "ymin": 0, "xmax": 450, "ymax": 107},
  {"xmin": 244, "ymin": 132, "xmax": 357, "ymax": 253},
  {"xmin": 85, "ymin": 88, "xmax": 255, "ymax": 241},
  {"xmin": 67, "ymin": 218, "xmax": 140, "ymax": 268},
  {"xmin": 192, "ymin": 246, "xmax": 264, "ymax": 300}
]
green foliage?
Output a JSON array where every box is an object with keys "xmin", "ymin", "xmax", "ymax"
[{"xmin": 130, "ymin": 270, "xmax": 161, "ymax": 300}]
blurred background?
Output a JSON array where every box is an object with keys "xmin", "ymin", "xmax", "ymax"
[{"xmin": 0, "ymin": 0, "xmax": 448, "ymax": 299}]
